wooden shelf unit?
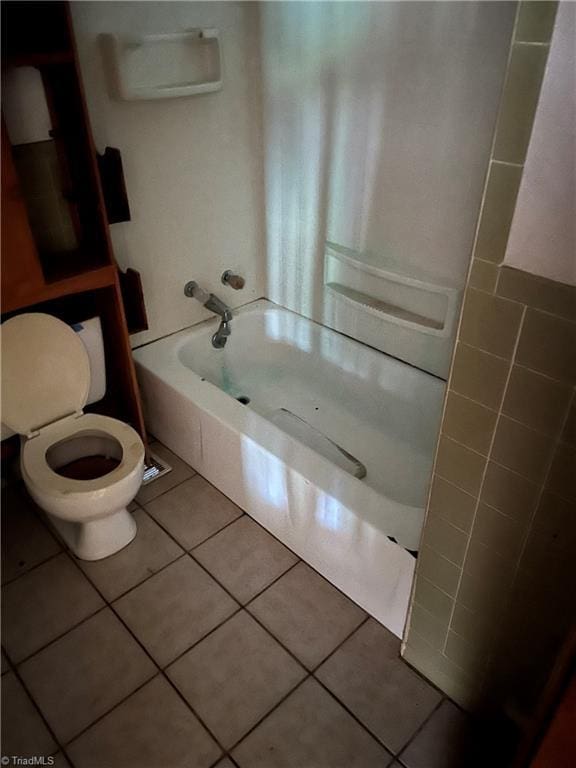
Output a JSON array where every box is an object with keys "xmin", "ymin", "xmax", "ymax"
[{"xmin": 1, "ymin": 1, "xmax": 146, "ymax": 445}]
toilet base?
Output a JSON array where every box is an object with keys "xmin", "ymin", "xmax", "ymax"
[{"xmin": 48, "ymin": 507, "xmax": 138, "ymax": 561}]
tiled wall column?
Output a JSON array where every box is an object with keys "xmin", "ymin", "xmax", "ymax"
[{"xmin": 403, "ymin": 0, "xmax": 576, "ymax": 717}]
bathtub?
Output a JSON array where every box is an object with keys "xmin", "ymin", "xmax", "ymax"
[{"xmin": 134, "ymin": 299, "xmax": 444, "ymax": 636}]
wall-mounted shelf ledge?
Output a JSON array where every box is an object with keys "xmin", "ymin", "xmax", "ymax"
[
  {"xmin": 102, "ymin": 29, "xmax": 223, "ymax": 101},
  {"xmin": 326, "ymin": 282, "xmax": 445, "ymax": 332}
]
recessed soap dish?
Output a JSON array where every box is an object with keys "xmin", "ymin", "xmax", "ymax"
[{"xmin": 102, "ymin": 29, "xmax": 223, "ymax": 101}]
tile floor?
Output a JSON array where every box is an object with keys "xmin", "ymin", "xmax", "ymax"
[{"xmin": 2, "ymin": 441, "xmax": 500, "ymax": 768}]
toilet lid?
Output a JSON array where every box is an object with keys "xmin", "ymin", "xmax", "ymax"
[{"xmin": 1, "ymin": 313, "xmax": 90, "ymax": 436}]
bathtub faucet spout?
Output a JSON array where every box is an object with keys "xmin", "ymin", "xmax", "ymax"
[{"xmin": 184, "ymin": 281, "xmax": 233, "ymax": 348}]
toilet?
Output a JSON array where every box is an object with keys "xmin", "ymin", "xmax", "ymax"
[{"xmin": 2, "ymin": 312, "xmax": 145, "ymax": 561}]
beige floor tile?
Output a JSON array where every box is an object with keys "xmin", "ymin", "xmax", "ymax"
[
  {"xmin": 232, "ymin": 678, "xmax": 392, "ymax": 767},
  {"xmin": 146, "ymin": 475, "xmax": 243, "ymax": 550},
  {"xmin": 316, "ymin": 619, "xmax": 441, "ymax": 753},
  {"xmin": 77, "ymin": 509, "xmax": 184, "ymax": 601},
  {"xmin": 113, "ymin": 557, "xmax": 238, "ymax": 667},
  {"xmin": 167, "ymin": 611, "xmax": 306, "ymax": 748},
  {"xmin": 248, "ymin": 562, "xmax": 366, "ymax": 669},
  {"xmin": 136, "ymin": 442, "xmax": 196, "ymax": 505},
  {"xmin": 67, "ymin": 675, "xmax": 221, "ymax": 768},
  {"xmin": 193, "ymin": 517, "xmax": 298, "ymax": 604},
  {"xmin": 1, "ymin": 485, "xmax": 61, "ymax": 584},
  {"xmin": 399, "ymin": 700, "xmax": 471, "ymax": 768},
  {"xmin": 18, "ymin": 608, "xmax": 156, "ymax": 743},
  {"xmin": 213, "ymin": 760, "xmax": 236, "ymax": 768},
  {"xmin": 1, "ymin": 671, "xmax": 57, "ymax": 757},
  {"xmin": 2, "ymin": 554, "xmax": 104, "ymax": 663}
]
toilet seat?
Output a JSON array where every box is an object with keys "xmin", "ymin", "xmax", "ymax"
[{"xmin": 21, "ymin": 412, "xmax": 144, "ymax": 500}]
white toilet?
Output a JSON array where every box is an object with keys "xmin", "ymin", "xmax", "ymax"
[{"xmin": 2, "ymin": 312, "xmax": 145, "ymax": 561}]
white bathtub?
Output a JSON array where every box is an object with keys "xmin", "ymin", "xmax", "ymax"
[{"xmin": 134, "ymin": 299, "xmax": 444, "ymax": 636}]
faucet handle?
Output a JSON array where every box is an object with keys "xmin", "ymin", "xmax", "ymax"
[{"xmin": 221, "ymin": 270, "xmax": 245, "ymax": 290}]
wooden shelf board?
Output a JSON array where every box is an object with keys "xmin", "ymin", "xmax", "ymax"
[{"xmin": 2, "ymin": 264, "xmax": 118, "ymax": 314}]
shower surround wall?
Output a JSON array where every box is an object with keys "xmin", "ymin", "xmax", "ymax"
[
  {"xmin": 404, "ymin": 1, "xmax": 576, "ymax": 718},
  {"xmin": 259, "ymin": 2, "xmax": 516, "ymax": 377},
  {"xmin": 71, "ymin": 2, "xmax": 266, "ymax": 346}
]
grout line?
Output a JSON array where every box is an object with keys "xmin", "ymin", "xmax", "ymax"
[
  {"xmin": 1, "ymin": 547, "xmax": 64, "ymax": 587},
  {"xmin": 134, "ymin": 467, "xmax": 197, "ymax": 506},
  {"xmin": 396, "ymin": 695, "xmax": 446, "ymax": 761},
  {"xmin": 311, "ymin": 673, "xmax": 403, "ymax": 757},
  {"xmin": 441, "ymin": 305, "xmax": 528, "ymax": 662},
  {"xmin": 5, "ymin": 651, "xmax": 71, "ymax": 763},
  {"xmin": 9, "ymin": 603, "xmax": 109, "ymax": 669},
  {"xmin": 104, "ymin": 551, "xmax": 188, "ymax": 602},
  {"xmin": 513, "ymin": 40, "xmax": 550, "ymax": 47},
  {"xmin": 490, "ymin": 158, "xmax": 524, "ymax": 169},
  {"xmin": 308, "ymin": 615, "xmax": 371, "ymax": 674},
  {"xmin": 186, "ymin": 511, "xmax": 246, "ymax": 551}
]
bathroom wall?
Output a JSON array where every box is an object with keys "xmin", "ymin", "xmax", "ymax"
[
  {"xmin": 404, "ymin": 1, "xmax": 576, "ymax": 718},
  {"xmin": 71, "ymin": 2, "xmax": 266, "ymax": 346},
  {"xmin": 504, "ymin": 2, "xmax": 576, "ymax": 285},
  {"xmin": 259, "ymin": 1, "xmax": 516, "ymax": 377}
]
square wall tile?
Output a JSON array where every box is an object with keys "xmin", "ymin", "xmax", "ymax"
[
  {"xmin": 136, "ymin": 442, "xmax": 196, "ymax": 505},
  {"xmin": 145, "ymin": 474, "xmax": 243, "ymax": 550},
  {"xmin": 2, "ymin": 553, "xmax": 104, "ymax": 663},
  {"xmin": 469, "ymin": 260, "xmax": 499, "ymax": 293},
  {"xmin": 421, "ymin": 513, "xmax": 468, "ymax": 567},
  {"xmin": 442, "ymin": 392, "xmax": 498, "ymax": 455},
  {"xmin": 435, "ymin": 435, "xmax": 486, "ymax": 496},
  {"xmin": 458, "ymin": 542, "xmax": 515, "ymax": 615},
  {"xmin": 247, "ymin": 561, "xmax": 366, "ymax": 669},
  {"xmin": 493, "ymin": 43, "xmax": 549, "ymax": 164},
  {"xmin": 516, "ymin": 309, "xmax": 576, "ymax": 384},
  {"xmin": 428, "ymin": 475, "xmax": 476, "ymax": 533},
  {"xmin": 167, "ymin": 611, "xmax": 306, "ymax": 748},
  {"xmin": 1, "ymin": 672, "xmax": 57, "ymax": 758},
  {"xmin": 497, "ymin": 266, "xmax": 576, "ymax": 323},
  {"xmin": 458, "ymin": 288, "xmax": 523, "ymax": 360},
  {"xmin": 113, "ymin": 556, "xmax": 238, "ymax": 668},
  {"xmin": 450, "ymin": 343, "xmax": 510, "ymax": 410},
  {"xmin": 18, "ymin": 608, "xmax": 156, "ymax": 743},
  {"xmin": 67, "ymin": 675, "xmax": 220, "ymax": 768},
  {"xmin": 408, "ymin": 603, "xmax": 449, "ymax": 652},
  {"xmin": 502, "ymin": 365, "xmax": 572, "ymax": 437},
  {"xmin": 316, "ymin": 619, "xmax": 441, "ymax": 753},
  {"xmin": 480, "ymin": 461, "xmax": 539, "ymax": 522},
  {"xmin": 515, "ymin": 1, "xmax": 558, "ymax": 44},
  {"xmin": 193, "ymin": 516, "xmax": 298, "ymax": 604},
  {"xmin": 450, "ymin": 602, "xmax": 497, "ymax": 648},
  {"xmin": 417, "ymin": 546, "xmax": 462, "ymax": 598},
  {"xmin": 232, "ymin": 678, "xmax": 391, "ymax": 768},
  {"xmin": 444, "ymin": 630, "xmax": 491, "ymax": 676},
  {"xmin": 473, "ymin": 162, "xmax": 522, "ymax": 264},
  {"xmin": 491, "ymin": 415, "xmax": 554, "ymax": 483},
  {"xmin": 412, "ymin": 577, "xmax": 454, "ymax": 624},
  {"xmin": 473, "ymin": 502, "xmax": 528, "ymax": 560},
  {"xmin": 77, "ymin": 509, "xmax": 183, "ymax": 601}
]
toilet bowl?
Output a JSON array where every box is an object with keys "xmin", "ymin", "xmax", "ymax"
[{"xmin": 2, "ymin": 313, "xmax": 145, "ymax": 561}]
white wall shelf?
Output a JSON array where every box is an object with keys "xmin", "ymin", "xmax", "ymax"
[{"xmin": 102, "ymin": 29, "xmax": 223, "ymax": 101}]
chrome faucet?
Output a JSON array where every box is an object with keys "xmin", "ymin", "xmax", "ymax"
[{"xmin": 184, "ymin": 281, "xmax": 232, "ymax": 349}]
